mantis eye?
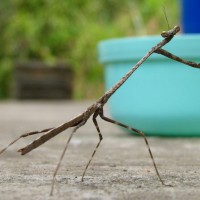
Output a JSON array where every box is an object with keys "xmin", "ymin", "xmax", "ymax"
[{"xmin": 161, "ymin": 26, "xmax": 180, "ymax": 38}]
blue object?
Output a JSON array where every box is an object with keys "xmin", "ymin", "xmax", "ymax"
[
  {"xmin": 98, "ymin": 35, "xmax": 200, "ymax": 136},
  {"xmin": 181, "ymin": 0, "xmax": 200, "ymax": 33}
]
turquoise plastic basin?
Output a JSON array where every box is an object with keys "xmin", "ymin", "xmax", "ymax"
[{"xmin": 98, "ymin": 34, "xmax": 200, "ymax": 136}]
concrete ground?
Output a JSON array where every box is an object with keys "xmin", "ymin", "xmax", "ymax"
[{"xmin": 0, "ymin": 101, "xmax": 200, "ymax": 200}]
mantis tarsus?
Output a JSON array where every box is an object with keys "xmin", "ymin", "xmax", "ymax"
[{"xmin": 1, "ymin": 25, "xmax": 199, "ymax": 196}]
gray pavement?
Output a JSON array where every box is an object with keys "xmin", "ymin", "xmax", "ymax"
[{"xmin": 0, "ymin": 101, "xmax": 200, "ymax": 200}]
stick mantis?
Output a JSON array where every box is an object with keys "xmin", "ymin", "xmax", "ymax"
[{"xmin": 1, "ymin": 25, "xmax": 200, "ymax": 196}]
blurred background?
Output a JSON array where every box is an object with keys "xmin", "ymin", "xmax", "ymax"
[{"xmin": 0, "ymin": 0, "xmax": 179, "ymax": 100}]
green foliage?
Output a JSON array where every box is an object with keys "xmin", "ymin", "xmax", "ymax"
[
  {"xmin": 0, "ymin": 60, "xmax": 12, "ymax": 98},
  {"xmin": 0, "ymin": 0, "xmax": 179, "ymax": 99}
]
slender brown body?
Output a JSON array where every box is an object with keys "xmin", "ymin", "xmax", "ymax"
[{"xmin": 1, "ymin": 25, "xmax": 199, "ymax": 195}]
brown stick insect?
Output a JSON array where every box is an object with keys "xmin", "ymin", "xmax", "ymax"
[{"xmin": 1, "ymin": 25, "xmax": 200, "ymax": 196}]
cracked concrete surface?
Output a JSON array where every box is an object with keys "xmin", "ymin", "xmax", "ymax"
[{"xmin": 0, "ymin": 101, "xmax": 200, "ymax": 200}]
